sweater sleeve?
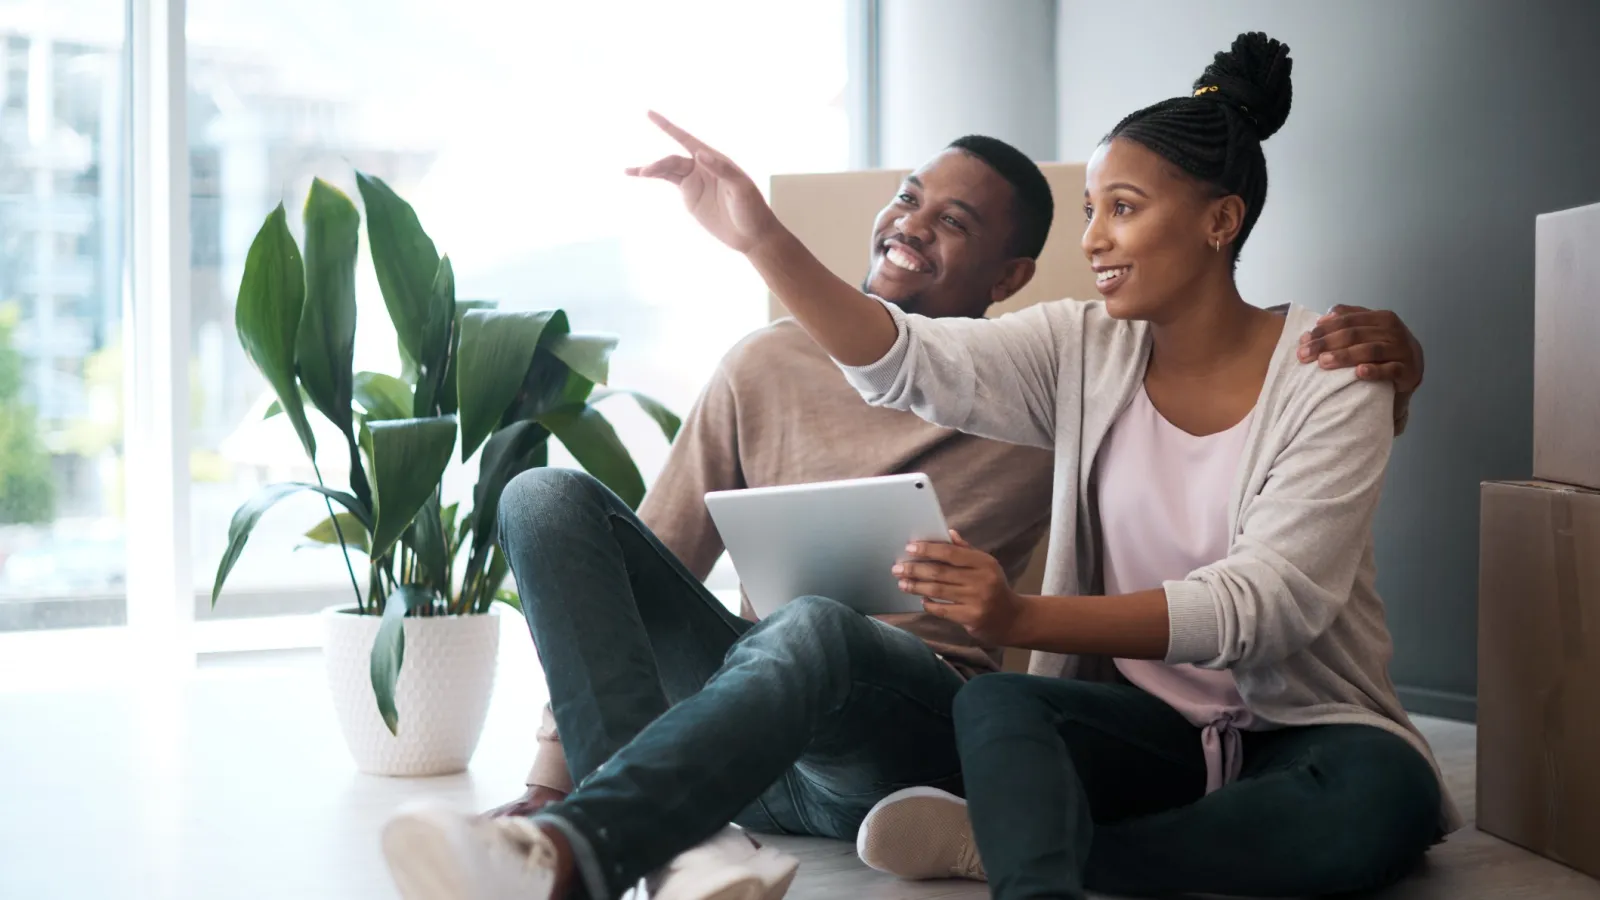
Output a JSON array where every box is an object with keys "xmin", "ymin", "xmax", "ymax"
[
  {"xmin": 836, "ymin": 297, "xmax": 1066, "ymax": 451},
  {"xmin": 1163, "ymin": 376, "xmax": 1395, "ymax": 669}
]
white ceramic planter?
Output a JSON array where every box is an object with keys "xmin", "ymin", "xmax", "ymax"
[{"xmin": 322, "ymin": 605, "xmax": 500, "ymax": 777}]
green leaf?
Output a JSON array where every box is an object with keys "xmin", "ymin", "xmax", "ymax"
[
  {"xmin": 403, "ymin": 493, "xmax": 451, "ymax": 593},
  {"xmin": 455, "ymin": 505, "xmax": 474, "ymax": 553},
  {"xmin": 367, "ymin": 416, "xmax": 458, "ymax": 559},
  {"xmin": 561, "ymin": 370, "xmax": 596, "ymax": 406},
  {"xmin": 370, "ymin": 584, "xmax": 433, "ymax": 735},
  {"xmin": 494, "ymin": 588, "xmax": 521, "ymax": 613},
  {"xmin": 440, "ymin": 501, "xmax": 460, "ymax": 550},
  {"xmin": 296, "ymin": 179, "xmax": 360, "ymax": 440},
  {"xmin": 589, "ymin": 388, "xmax": 681, "ymax": 442},
  {"xmin": 441, "ymin": 299, "xmax": 497, "ymax": 416},
  {"xmin": 262, "ymin": 384, "xmax": 315, "ymax": 420},
  {"xmin": 236, "ymin": 204, "xmax": 315, "ymax": 459},
  {"xmin": 459, "ymin": 420, "xmax": 549, "ymax": 611},
  {"xmin": 425, "ymin": 255, "xmax": 456, "ymax": 365},
  {"xmin": 541, "ymin": 404, "xmax": 645, "ymax": 508},
  {"xmin": 358, "ymin": 418, "xmax": 375, "ymax": 484},
  {"xmin": 545, "ymin": 332, "xmax": 618, "ymax": 386},
  {"xmin": 413, "ymin": 256, "xmax": 457, "ymax": 417},
  {"xmin": 304, "ymin": 512, "xmax": 369, "ymax": 554},
  {"xmin": 213, "ymin": 482, "xmax": 368, "ymax": 607},
  {"xmin": 479, "ymin": 545, "xmax": 511, "ymax": 614},
  {"xmin": 469, "ymin": 420, "xmax": 551, "ymax": 546},
  {"xmin": 354, "ymin": 371, "xmax": 413, "ymax": 422},
  {"xmin": 398, "ymin": 338, "xmax": 420, "ymax": 385},
  {"xmin": 456, "ymin": 309, "xmax": 564, "ymax": 461},
  {"xmin": 503, "ymin": 346, "xmax": 578, "ymax": 424},
  {"xmin": 357, "ymin": 172, "xmax": 441, "ymax": 369}
]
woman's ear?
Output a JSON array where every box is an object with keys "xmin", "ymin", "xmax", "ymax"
[
  {"xmin": 990, "ymin": 257, "xmax": 1038, "ymax": 305},
  {"xmin": 1208, "ymin": 194, "xmax": 1247, "ymax": 251}
]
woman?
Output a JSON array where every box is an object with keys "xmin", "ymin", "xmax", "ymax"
[{"xmin": 630, "ymin": 31, "xmax": 1459, "ymax": 900}]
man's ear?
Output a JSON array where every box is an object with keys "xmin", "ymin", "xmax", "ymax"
[{"xmin": 989, "ymin": 257, "xmax": 1038, "ymax": 305}]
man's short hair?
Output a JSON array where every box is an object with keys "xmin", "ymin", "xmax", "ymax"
[{"xmin": 946, "ymin": 135, "xmax": 1054, "ymax": 259}]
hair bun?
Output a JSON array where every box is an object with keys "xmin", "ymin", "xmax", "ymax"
[{"xmin": 1192, "ymin": 32, "xmax": 1293, "ymax": 140}]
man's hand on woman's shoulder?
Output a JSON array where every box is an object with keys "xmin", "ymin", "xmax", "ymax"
[
  {"xmin": 1296, "ymin": 305, "xmax": 1424, "ymax": 395},
  {"xmin": 1296, "ymin": 304, "xmax": 1423, "ymax": 435}
]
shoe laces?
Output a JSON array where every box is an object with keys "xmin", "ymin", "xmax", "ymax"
[{"xmin": 953, "ymin": 833, "xmax": 985, "ymax": 881}]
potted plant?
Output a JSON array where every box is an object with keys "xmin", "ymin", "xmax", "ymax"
[{"xmin": 213, "ymin": 174, "xmax": 677, "ymax": 776}]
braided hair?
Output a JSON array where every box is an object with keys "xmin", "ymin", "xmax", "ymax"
[{"xmin": 1106, "ymin": 32, "xmax": 1293, "ymax": 266}]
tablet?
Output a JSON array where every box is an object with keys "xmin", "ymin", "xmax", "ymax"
[{"xmin": 704, "ymin": 473, "xmax": 951, "ymax": 619}]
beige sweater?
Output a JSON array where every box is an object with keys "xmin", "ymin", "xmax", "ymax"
[
  {"xmin": 838, "ymin": 297, "xmax": 1464, "ymax": 834},
  {"xmin": 526, "ymin": 319, "xmax": 1056, "ymax": 791}
]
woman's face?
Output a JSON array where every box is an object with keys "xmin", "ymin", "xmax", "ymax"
[{"xmin": 1080, "ymin": 137, "xmax": 1236, "ymax": 322}]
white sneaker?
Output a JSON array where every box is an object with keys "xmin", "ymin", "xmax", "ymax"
[
  {"xmin": 855, "ymin": 787, "xmax": 985, "ymax": 881},
  {"xmin": 645, "ymin": 826, "xmax": 799, "ymax": 900},
  {"xmin": 382, "ymin": 801, "xmax": 560, "ymax": 900}
]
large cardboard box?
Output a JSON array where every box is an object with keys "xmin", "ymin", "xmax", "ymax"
[
  {"xmin": 1478, "ymin": 480, "xmax": 1600, "ymax": 878},
  {"xmin": 1534, "ymin": 202, "xmax": 1600, "ymax": 490}
]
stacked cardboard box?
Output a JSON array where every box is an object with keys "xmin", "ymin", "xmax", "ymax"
[{"xmin": 1478, "ymin": 201, "xmax": 1600, "ymax": 879}]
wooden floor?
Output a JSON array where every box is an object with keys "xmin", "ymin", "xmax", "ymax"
[{"xmin": 1, "ymin": 616, "xmax": 1596, "ymax": 899}]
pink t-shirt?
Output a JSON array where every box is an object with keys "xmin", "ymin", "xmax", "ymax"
[{"xmin": 1097, "ymin": 385, "xmax": 1257, "ymax": 793}]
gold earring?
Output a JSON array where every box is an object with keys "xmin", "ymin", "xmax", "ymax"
[{"xmin": 1213, "ymin": 239, "xmax": 1221, "ymax": 253}]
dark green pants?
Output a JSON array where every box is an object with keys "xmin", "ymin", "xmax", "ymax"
[{"xmin": 954, "ymin": 673, "xmax": 1442, "ymax": 900}]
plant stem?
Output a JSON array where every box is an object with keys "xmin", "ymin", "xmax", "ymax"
[
  {"xmin": 312, "ymin": 460, "xmax": 365, "ymax": 615},
  {"xmin": 368, "ymin": 565, "xmax": 385, "ymax": 614}
]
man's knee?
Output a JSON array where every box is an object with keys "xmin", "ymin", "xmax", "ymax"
[
  {"xmin": 753, "ymin": 595, "xmax": 867, "ymax": 647},
  {"xmin": 769, "ymin": 594, "xmax": 857, "ymax": 628},
  {"xmin": 734, "ymin": 595, "xmax": 874, "ymax": 676},
  {"xmin": 499, "ymin": 468, "xmax": 609, "ymax": 537}
]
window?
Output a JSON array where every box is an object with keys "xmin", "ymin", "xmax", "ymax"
[
  {"xmin": 184, "ymin": 0, "xmax": 851, "ymax": 611},
  {"xmin": 0, "ymin": 0, "xmax": 127, "ymax": 632},
  {"xmin": 0, "ymin": 0, "xmax": 854, "ymax": 647}
]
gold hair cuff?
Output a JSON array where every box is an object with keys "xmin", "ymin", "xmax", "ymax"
[{"xmin": 1194, "ymin": 85, "xmax": 1220, "ymax": 96}]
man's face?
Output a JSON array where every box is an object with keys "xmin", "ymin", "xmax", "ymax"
[{"xmin": 861, "ymin": 149, "xmax": 1030, "ymax": 319}]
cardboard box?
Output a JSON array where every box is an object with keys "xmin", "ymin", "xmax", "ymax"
[
  {"xmin": 1477, "ymin": 480, "xmax": 1600, "ymax": 878},
  {"xmin": 1534, "ymin": 202, "xmax": 1600, "ymax": 490}
]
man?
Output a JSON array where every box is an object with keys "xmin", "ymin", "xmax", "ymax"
[{"xmin": 380, "ymin": 133, "xmax": 1425, "ymax": 900}]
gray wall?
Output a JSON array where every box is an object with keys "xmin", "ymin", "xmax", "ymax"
[
  {"xmin": 1057, "ymin": 0, "xmax": 1600, "ymax": 719},
  {"xmin": 877, "ymin": 0, "xmax": 1057, "ymax": 168}
]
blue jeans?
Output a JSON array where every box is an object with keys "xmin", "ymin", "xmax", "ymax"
[
  {"xmin": 497, "ymin": 469, "xmax": 966, "ymax": 900},
  {"xmin": 955, "ymin": 674, "xmax": 1443, "ymax": 900}
]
